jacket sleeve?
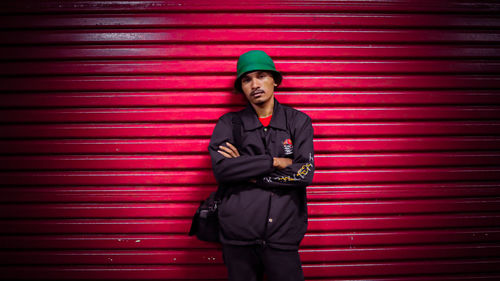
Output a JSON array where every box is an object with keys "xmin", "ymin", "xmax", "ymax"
[
  {"xmin": 256, "ymin": 114, "xmax": 315, "ymax": 188},
  {"xmin": 209, "ymin": 113, "xmax": 274, "ymax": 183}
]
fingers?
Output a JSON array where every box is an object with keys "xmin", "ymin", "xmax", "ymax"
[
  {"xmin": 224, "ymin": 142, "xmax": 240, "ymax": 157},
  {"xmin": 219, "ymin": 145, "xmax": 236, "ymax": 158},
  {"xmin": 217, "ymin": 149, "xmax": 232, "ymax": 158},
  {"xmin": 273, "ymin": 157, "xmax": 293, "ymax": 169},
  {"xmin": 218, "ymin": 142, "xmax": 240, "ymax": 158}
]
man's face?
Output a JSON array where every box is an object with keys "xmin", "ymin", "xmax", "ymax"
[{"xmin": 240, "ymin": 71, "xmax": 276, "ymax": 106}]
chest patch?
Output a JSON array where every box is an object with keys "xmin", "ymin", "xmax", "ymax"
[{"xmin": 282, "ymin": 138, "xmax": 293, "ymax": 155}]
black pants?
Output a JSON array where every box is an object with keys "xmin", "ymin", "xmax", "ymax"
[{"xmin": 221, "ymin": 244, "xmax": 304, "ymax": 281}]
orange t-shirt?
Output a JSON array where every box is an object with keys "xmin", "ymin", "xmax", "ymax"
[{"xmin": 259, "ymin": 115, "xmax": 272, "ymax": 127}]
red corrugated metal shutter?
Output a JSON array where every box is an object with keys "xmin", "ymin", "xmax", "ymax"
[{"xmin": 1, "ymin": 1, "xmax": 500, "ymax": 280}]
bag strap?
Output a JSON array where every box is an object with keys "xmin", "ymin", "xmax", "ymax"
[
  {"xmin": 231, "ymin": 112, "xmax": 243, "ymax": 150},
  {"xmin": 215, "ymin": 112, "xmax": 243, "ymax": 199}
]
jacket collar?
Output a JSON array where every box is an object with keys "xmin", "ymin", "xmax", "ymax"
[{"xmin": 240, "ymin": 98, "xmax": 287, "ymax": 131}]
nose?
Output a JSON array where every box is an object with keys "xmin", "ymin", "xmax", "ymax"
[{"xmin": 251, "ymin": 77, "xmax": 260, "ymax": 89}]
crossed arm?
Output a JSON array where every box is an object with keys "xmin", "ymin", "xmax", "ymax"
[
  {"xmin": 209, "ymin": 113, "xmax": 314, "ymax": 186},
  {"xmin": 218, "ymin": 142, "xmax": 292, "ymax": 170}
]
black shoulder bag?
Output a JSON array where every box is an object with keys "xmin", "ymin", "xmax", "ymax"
[{"xmin": 188, "ymin": 113, "xmax": 242, "ymax": 242}]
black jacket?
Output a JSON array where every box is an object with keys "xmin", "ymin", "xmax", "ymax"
[{"xmin": 208, "ymin": 99, "xmax": 315, "ymax": 250}]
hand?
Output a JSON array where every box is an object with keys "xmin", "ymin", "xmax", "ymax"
[
  {"xmin": 218, "ymin": 142, "xmax": 240, "ymax": 158},
  {"xmin": 273, "ymin": 157, "xmax": 293, "ymax": 169}
]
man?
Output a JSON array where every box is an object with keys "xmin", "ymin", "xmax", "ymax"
[{"xmin": 208, "ymin": 50, "xmax": 315, "ymax": 281}]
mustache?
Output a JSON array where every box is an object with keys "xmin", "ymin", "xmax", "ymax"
[{"xmin": 251, "ymin": 89, "xmax": 264, "ymax": 95}]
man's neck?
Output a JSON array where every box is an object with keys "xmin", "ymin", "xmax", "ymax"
[{"xmin": 251, "ymin": 97, "xmax": 274, "ymax": 118}]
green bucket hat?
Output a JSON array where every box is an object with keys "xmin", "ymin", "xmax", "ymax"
[{"xmin": 234, "ymin": 50, "xmax": 282, "ymax": 93}]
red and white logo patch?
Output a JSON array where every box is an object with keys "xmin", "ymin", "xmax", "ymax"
[{"xmin": 282, "ymin": 138, "xmax": 293, "ymax": 155}]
